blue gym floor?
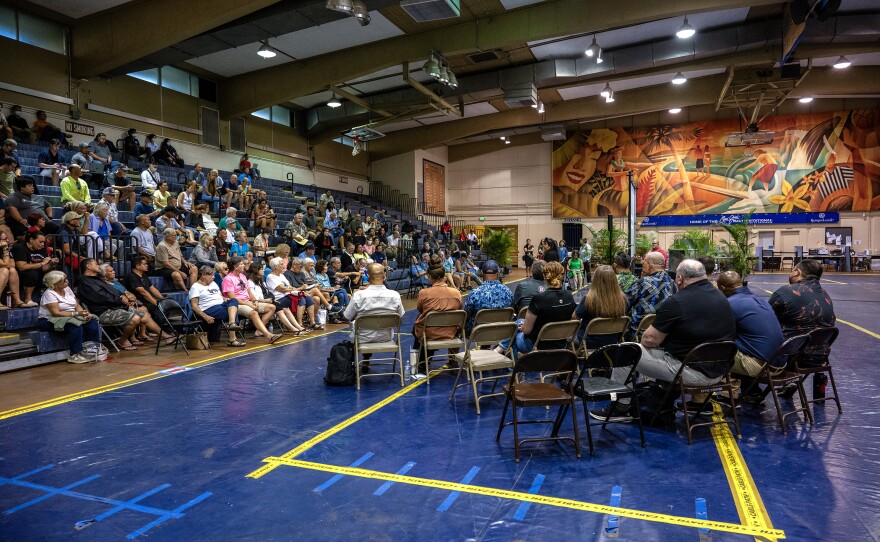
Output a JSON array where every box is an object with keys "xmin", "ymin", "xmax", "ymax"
[{"xmin": 1, "ymin": 274, "xmax": 878, "ymax": 541}]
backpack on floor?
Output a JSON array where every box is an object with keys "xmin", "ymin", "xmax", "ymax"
[
  {"xmin": 635, "ymin": 381, "xmax": 676, "ymax": 428},
  {"xmin": 324, "ymin": 340, "xmax": 355, "ymax": 386}
]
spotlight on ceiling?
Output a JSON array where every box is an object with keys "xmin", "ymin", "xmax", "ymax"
[
  {"xmin": 605, "ymin": 91, "xmax": 615, "ymax": 104},
  {"xmin": 600, "ymin": 83, "xmax": 612, "ymax": 98},
  {"xmin": 257, "ymin": 41, "xmax": 276, "ymax": 58},
  {"xmin": 671, "ymin": 72, "xmax": 687, "ymax": 85},
  {"xmin": 799, "ymin": 97, "xmax": 814, "ymax": 103},
  {"xmin": 669, "ymin": 107, "xmax": 682, "ymax": 114},
  {"xmin": 585, "ymin": 35, "xmax": 600, "ymax": 58},
  {"xmin": 499, "ymin": 136, "xmax": 506, "ymax": 140},
  {"xmin": 352, "ymin": 0, "xmax": 370, "ymax": 25},
  {"xmin": 423, "ymin": 55, "xmax": 441, "ymax": 79},
  {"xmin": 832, "ymin": 56, "xmax": 851, "ymax": 69},
  {"xmin": 676, "ymin": 16, "xmax": 696, "ymax": 39},
  {"xmin": 447, "ymin": 71, "xmax": 458, "ymax": 88},
  {"xmin": 327, "ymin": 93, "xmax": 342, "ymax": 108},
  {"xmin": 537, "ymin": 100, "xmax": 545, "ymax": 114},
  {"xmin": 504, "ymin": 139, "xmax": 511, "ymax": 144},
  {"xmin": 326, "ymin": 0, "xmax": 355, "ymax": 14},
  {"xmin": 437, "ymin": 65, "xmax": 450, "ymax": 84},
  {"xmin": 596, "ymin": 49, "xmax": 603, "ymax": 64}
]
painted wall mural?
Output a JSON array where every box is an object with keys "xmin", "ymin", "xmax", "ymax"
[{"xmin": 551, "ymin": 109, "xmax": 880, "ymax": 218}]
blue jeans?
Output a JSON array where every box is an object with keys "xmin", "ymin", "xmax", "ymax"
[
  {"xmin": 203, "ymin": 299, "xmax": 239, "ymax": 342},
  {"xmin": 332, "ymin": 288, "xmax": 349, "ymax": 307},
  {"xmin": 39, "ymin": 317, "xmax": 101, "ymax": 355}
]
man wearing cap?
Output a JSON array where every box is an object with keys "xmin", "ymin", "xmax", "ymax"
[
  {"xmin": 60, "ymin": 164, "xmax": 91, "ymax": 205},
  {"xmin": 88, "ymin": 133, "xmax": 112, "ymax": 171},
  {"xmin": 57, "ymin": 210, "xmax": 88, "ymax": 269},
  {"xmin": 6, "ymin": 177, "xmax": 58, "ymax": 238},
  {"xmin": 155, "ymin": 227, "xmax": 198, "ymax": 290},
  {"xmin": 464, "ymin": 260, "xmax": 513, "ymax": 332},
  {"xmin": 156, "ymin": 206, "xmax": 196, "ymax": 245},
  {"xmin": 134, "ymin": 191, "xmax": 160, "ymax": 224},
  {"xmin": 104, "ymin": 163, "xmax": 136, "ymax": 211},
  {"xmin": 298, "ymin": 243, "xmax": 318, "ymax": 264},
  {"xmin": 101, "ymin": 187, "xmax": 126, "ymax": 235},
  {"xmin": 70, "ymin": 142, "xmax": 100, "ymax": 185}
]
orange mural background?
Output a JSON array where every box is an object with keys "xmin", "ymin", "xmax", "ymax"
[{"xmin": 551, "ymin": 109, "xmax": 880, "ymax": 218}]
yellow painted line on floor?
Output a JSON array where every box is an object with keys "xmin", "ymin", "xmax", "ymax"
[
  {"xmin": 0, "ymin": 330, "xmax": 335, "ymax": 421},
  {"xmin": 710, "ymin": 406, "xmax": 779, "ymax": 542},
  {"xmin": 822, "ymin": 278, "xmax": 847, "ymax": 285},
  {"xmin": 264, "ymin": 457, "xmax": 786, "ymax": 539}
]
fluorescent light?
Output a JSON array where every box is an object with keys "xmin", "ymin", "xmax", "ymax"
[
  {"xmin": 327, "ymin": 93, "xmax": 342, "ymax": 108},
  {"xmin": 585, "ymin": 36, "xmax": 600, "ymax": 57},
  {"xmin": 676, "ymin": 16, "xmax": 695, "ymax": 39},
  {"xmin": 833, "ymin": 56, "xmax": 851, "ymax": 69},
  {"xmin": 257, "ymin": 42, "xmax": 276, "ymax": 58},
  {"xmin": 671, "ymin": 72, "xmax": 687, "ymax": 85},
  {"xmin": 669, "ymin": 107, "xmax": 681, "ymax": 114},
  {"xmin": 537, "ymin": 100, "xmax": 545, "ymax": 114},
  {"xmin": 799, "ymin": 97, "xmax": 813, "ymax": 103},
  {"xmin": 600, "ymin": 83, "xmax": 612, "ymax": 98}
]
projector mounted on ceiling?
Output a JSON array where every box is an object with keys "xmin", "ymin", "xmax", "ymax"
[
  {"xmin": 400, "ymin": 0, "xmax": 461, "ymax": 22},
  {"xmin": 725, "ymin": 131, "xmax": 775, "ymax": 147},
  {"xmin": 343, "ymin": 125, "xmax": 386, "ymax": 141}
]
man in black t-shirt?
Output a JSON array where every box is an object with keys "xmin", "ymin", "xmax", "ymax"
[
  {"xmin": 12, "ymin": 231, "xmax": 57, "ymax": 305},
  {"xmin": 598, "ymin": 259, "xmax": 735, "ymax": 420}
]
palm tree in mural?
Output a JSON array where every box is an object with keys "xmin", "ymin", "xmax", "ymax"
[{"xmin": 631, "ymin": 125, "xmax": 703, "ymax": 206}]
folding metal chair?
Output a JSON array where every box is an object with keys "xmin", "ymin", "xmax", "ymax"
[
  {"xmin": 792, "ymin": 327, "xmax": 841, "ymax": 416},
  {"xmin": 495, "ymin": 349, "xmax": 581, "ymax": 463},
  {"xmin": 352, "ymin": 312, "xmax": 404, "ymax": 389},
  {"xmin": 154, "ymin": 298, "xmax": 206, "ymax": 355},
  {"xmin": 449, "ymin": 322, "xmax": 518, "ymax": 414},
  {"xmin": 531, "ymin": 320, "xmax": 580, "ymax": 383},
  {"xmin": 635, "ymin": 313, "xmax": 655, "ymax": 342},
  {"xmin": 570, "ymin": 343, "xmax": 645, "ymax": 455},
  {"xmin": 654, "ymin": 341, "xmax": 740, "ymax": 444},
  {"xmin": 576, "ymin": 316, "xmax": 631, "ymax": 361},
  {"xmin": 421, "ymin": 309, "xmax": 467, "ymax": 386},
  {"xmin": 473, "ymin": 307, "xmax": 514, "ymax": 326},
  {"xmin": 740, "ymin": 334, "xmax": 810, "ymax": 434}
]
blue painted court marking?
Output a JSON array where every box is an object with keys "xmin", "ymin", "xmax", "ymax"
[
  {"xmin": 695, "ymin": 497, "xmax": 710, "ymax": 535},
  {"xmin": 5, "ymin": 474, "xmax": 101, "ymax": 514},
  {"xmin": 0, "ymin": 465, "xmax": 212, "ymax": 539},
  {"xmin": 437, "ymin": 466, "xmax": 481, "ymax": 512},
  {"xmin": 373, "ymin": 461, "xmax": 416, "ymax": 496},
  {"xmin": 125, "ymin": 491, "xmax": 213, "ymax": 540},
  {"xmin": 605, "ymin": 485, "xmax": 623, "ymax": 534},
  {"xmin": 312, "ymin": 452, "xmax": 374, "ymax": 493},
  {"xmin": 513, "ymin": 474, "xmax": 545, "ymax": 520}
]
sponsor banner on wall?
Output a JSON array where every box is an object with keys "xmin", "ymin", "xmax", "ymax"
[{"xmin": 640, "ymin": 212, "xmax": 839, "ymax": 227}]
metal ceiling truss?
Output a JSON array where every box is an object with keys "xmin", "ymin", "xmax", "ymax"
[{"xmin": 716, "ymin": 59, "xmax": 813, "ymax": 127}]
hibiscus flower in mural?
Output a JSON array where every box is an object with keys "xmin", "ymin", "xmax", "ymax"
[{"xmin": 768, "ymin": 181, "xmax": 810, "ymax": 212}]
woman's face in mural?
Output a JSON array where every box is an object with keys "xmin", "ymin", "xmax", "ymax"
[{"xmin": 560, "ymin": 144, "xmax": 602, "ymax": 186}]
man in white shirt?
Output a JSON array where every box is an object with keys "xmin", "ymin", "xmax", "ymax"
[
  {"xmin": 101, "ymin": 187, "xmax": 126, "ymax": 235},
  {"xmin": 343, "ymin": 263, "xmax": 405, "ymax": 369},
  {"xmin": 140, "ymin": 162, "xmax": 160, "ymax": 193}
]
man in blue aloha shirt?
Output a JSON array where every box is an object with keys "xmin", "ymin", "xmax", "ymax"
[
  {"xmin": 464, "ymin": 260, "xmax": 513, "ymax": 332},
  {"xmin": 624, "ymin": 251, "xmax": 675, "ymax": 340}
]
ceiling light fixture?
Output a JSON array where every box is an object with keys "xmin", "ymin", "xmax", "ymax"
[
  {"xmin": 605, "ymin": 91, "xmax": 615, "ymax": 104},
  {"xmin": 447, "ymin": 71, "xmax": 458, "ymax": 88},
  {"xmin": 537, "ymin": 100, "xmax": 545, "ymax": 114},
  {"xmin": 671, "ymin": 72, "xmax": 687, "ymax": 85},
  {"xmin": 669, "ymin": 107, "xmax": 682, "ymax": 114},
  {"xmin": 799, "ymin": 97, "xmax": 814, "ymax": 103},
  {"xmin": 585, "ymin": 35, "xmax": 600, "ymax": 58},
  {"xmin": 352, "ymin": 0, "xmax": 370, "ymax": 25},
  {"xmin": 500, "ymin": 136, "xmax": 506, "ymax": 140},
  {"xmin": 327, "ymin": 93, "xmax": 342, "ymax": 108},
  {"xmin": 423, "ymin": 54, "xmax": 441, "ymax": 79},
  {"xmin": 504, "ymin": 139, "xmax": 511, "ymax": 145},
  {"xmin": 326, "ymin": 0, "xmax": 355, "ymax": 14},
  {"xmin": 832, "ymin": 56, "xmax": 851, "ymax": 69},
  {"xmin": 676, "ymin": 16, "xmax": 696, "ymax": 39},
  {"xmin": 596, "ymin": 49, "xmax": 604, "ymax": 64},
  {"xmin": 600, "ymin": 83, "xmax": 612, "ymax": 98},
  {"xmin": 257, "ymin": 41, "xmax": 276, "ymax": 58},
  {"xmin": 437, "ymin": 65, "xmax": 450, "ymax": 84}
]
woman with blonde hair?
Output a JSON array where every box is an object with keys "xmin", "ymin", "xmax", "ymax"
[
  {"xmin": 510, "ymin": 260, "xmax": 577, "ymax": 358},
  {"xmin": 203, "ymin": 169, "xmax": 222, "ymax": 214},
  {"xmin": 573, "ymin": 264, "xmax": 627, "ymax": 348}
]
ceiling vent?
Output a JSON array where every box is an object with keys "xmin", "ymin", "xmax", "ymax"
[
  {"xmin": 400, "ymin": 0, "xmax": 461, "ymax": 22},
  {"xmin": 503, "ymin": 83, "xmax": 537, "ymax": 109},
  {"xmin": 343, "ymin": 125, "xmax": 386, "ymax": 141},
  {"xmin": 540, "ymin": 124, "xmax": 566, "ymax": 142},
  {"xmin": 468, "ymin": 50, "xmax": 501, "ymax": 64}
]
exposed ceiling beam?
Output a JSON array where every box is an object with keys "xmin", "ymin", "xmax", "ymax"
[
  {"xmin": 330, "ymin": 86, "xmax": 393, "ymax": 118},
  {"xmin": 367, "ymin": 66, "xmax": 880, "ymax": 159},
  {"xmin": 218, "ymin": 0, "xmax": 780, "ymax": 119},
  {"xmin": 71, "ymin": 0, "xmax": 281, "ymax": 78}
]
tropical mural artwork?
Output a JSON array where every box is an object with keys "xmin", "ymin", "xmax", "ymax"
[{"xmin": 551, "ymin": 109, "xmax": 880, "ymax": 218}]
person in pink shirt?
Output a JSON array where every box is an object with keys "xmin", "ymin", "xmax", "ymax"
[
  {"xmin": 650, "ymin": 240, "xmax": 669, "ymax": 268},
  {"xmin": 222, "ymin": 256, "xmax": 282, "ymax": 343}
]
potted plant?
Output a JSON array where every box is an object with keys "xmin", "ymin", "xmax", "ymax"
[
  {"xmin": 587, "ymin": 224, "xmax": 628, "ymax": 265},
  {"xmin": 715, "ymin": 215, "xmax": 755, "ymax": 280},
  {"xmin": 670, "ymin": 229, "xmax": 714, "ymax": 259},
  {"xmin": 480, "ymin": 228, "xmax": 516, "ymax": 275}
]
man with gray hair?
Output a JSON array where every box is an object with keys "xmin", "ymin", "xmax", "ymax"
[
  {"xmin": 595, "ymin": 259, "xmax": 736, "ymax": 421},
  {"xmin": 155, "ymin": 227, "xmax": 197, "ymax": 290},
  {"xmin": 624, "ymin": 251, "xmax": 675, "ymax": 340}
]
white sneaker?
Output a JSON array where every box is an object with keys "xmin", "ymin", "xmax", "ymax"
[{"xmin": 68, "ymin": 353, "xmax": 89, "ymax": 364}]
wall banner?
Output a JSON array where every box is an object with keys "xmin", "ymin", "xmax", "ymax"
[{"xmin": 640, "ymin": 212, "xmax": 839, "ymax": 227}]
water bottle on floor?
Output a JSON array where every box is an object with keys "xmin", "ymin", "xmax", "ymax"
[{"xmin": 410, "ymin": 348, "xmax": 425, "ymax": 380}]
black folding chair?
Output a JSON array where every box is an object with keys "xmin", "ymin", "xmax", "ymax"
[
  {"xmin": 792, "ymin": 327, "xmax": 841, "ymax": 416},
  {"xmin": 740, "ymin": 334, "xmax": 810, "ymax": 434},
  {"xmin": 154, "ymin": 298, "xmax": 206, "ymax": 355}
]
